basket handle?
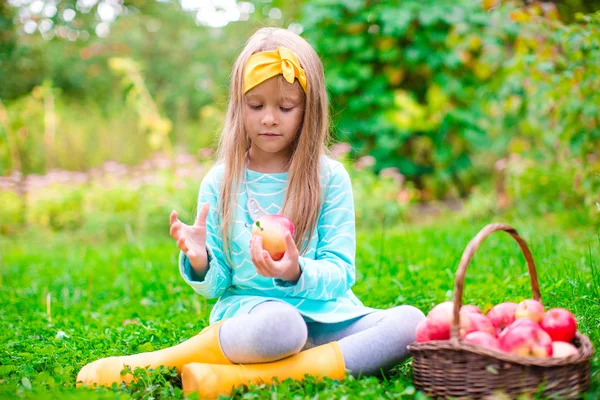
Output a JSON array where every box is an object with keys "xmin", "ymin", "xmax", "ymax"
[{"xmin": 450, "ymin": 223, "xmax": 541, "ymax": 340}]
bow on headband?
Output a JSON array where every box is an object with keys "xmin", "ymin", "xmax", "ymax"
[{"xmin": 244, "ymin": 47, "xmax": 308, "ymax": 94}]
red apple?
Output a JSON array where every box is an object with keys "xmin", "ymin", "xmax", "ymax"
[
  {"xmin": 499, "ymin": 318, "xmax": 539, "ymax": 340},
  {"xmin": 427, "ymin": 302, "xmax": 454, "ymax": 340},
  {"xmin": 551, "ymin": 341, "xmax": 579, "ymax": 358},
  {"xmin": 251, "ymin": 214, "xmax": 295, "ymax": 261},
  {"xmin": 540, "ymin": 308, "xmax": 577, "ymax": 342},
  {"xmin": 459, "ymin": 312, "xmax": 495, "ymax": 337},
  {"xmin": 487, "ymin": 302, "xmax": 518, "ymax": 335},
  {"xmin": 464, "ymin": 331, "xmax": 500, "ymax": 351},
  {"xmin": 515, "ymin": 299, "xmax": 545, "ymax": 323},
  {"xmin": 415, "ymin": 319, "xmax": 431, "ymax": 343},
  {"xmin": 500, "ymin": 325, "xmax": 553, "ymax": 357},
  {"xmin": 461, "ymin": 305, "xmax": 482, "ymax": 315}
]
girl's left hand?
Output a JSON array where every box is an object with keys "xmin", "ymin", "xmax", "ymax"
[{"xmin": 250, "ymin": 232, "xmax": 301, "ymax": 282}]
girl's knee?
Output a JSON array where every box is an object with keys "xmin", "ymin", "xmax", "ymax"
[
  {"xmin": 383, "ymin": 305, "xmax": 426, "ymax": 334},
  {"xmin": 252, "ymin": 302, "xmax": 308, "ymax": 353}
]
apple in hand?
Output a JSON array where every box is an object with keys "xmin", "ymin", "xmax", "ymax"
[
  {"xmin": 500, "ymin": 325, "xmax": 553, "ymax": 357},
  {"xmin": 464, "ymin": 331, "xmax": 500, "ymax": 351},
  {"xmin": 551, "ymin": 341, "xmax": 579, "ymax": 358},
  {"xmin": 251, "ymin": 214, "xmax": 295, "ymax": 261},
  {"xmin": 515, "ymin": 299, "xmax": 545, "ymax": 323},
  {"xmin": 540, "ymin": 308, "xmax": 577, "ymax": 342},
  {"xmin": 487, "ymin": 302, "xmax": 518, "ymax": 335}
]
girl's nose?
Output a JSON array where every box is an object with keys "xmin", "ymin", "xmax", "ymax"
[{"xmin": 261, "ymin": 109, "xmax": 278, "ymax": 126}]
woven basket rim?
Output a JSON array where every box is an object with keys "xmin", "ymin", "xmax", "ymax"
[{"xmin": 408, "ymin": 332, "xmax": 594, "ymax": 367}]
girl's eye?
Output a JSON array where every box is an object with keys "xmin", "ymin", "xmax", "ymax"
[
  {"xmin": 280, "ymin": 107, "xmax": 293, "ymax": 112},
  {"xmin": 249, "ymin": 105, "xmax": 262, "ymax": 110}
]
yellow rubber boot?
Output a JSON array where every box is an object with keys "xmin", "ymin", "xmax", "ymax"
[
  {"xmin": 77, "ymin": 321, "xmax": 231, "ymax": 387},
  {"xmin": 182, "ymin": 342, "xmax": 346, "ymax": 399}
]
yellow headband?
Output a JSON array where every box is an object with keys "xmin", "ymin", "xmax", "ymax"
[{"xmin": 244, "ymin": 47, "xmax": 308, "ymax": 94}]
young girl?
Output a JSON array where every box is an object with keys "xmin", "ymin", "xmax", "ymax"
[{"xmin": 77, "ymin": 27, "xmax": 425, "ymax": 398}]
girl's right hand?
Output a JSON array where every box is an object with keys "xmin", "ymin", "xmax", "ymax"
[{"xmin": 169, "ymin": 202, "xmax": 210, "ymax": 272}]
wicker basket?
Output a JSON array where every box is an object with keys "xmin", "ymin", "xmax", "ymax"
[{"xmin": 407, "ymin": 223, "xmax": 594, "ymax": 399}]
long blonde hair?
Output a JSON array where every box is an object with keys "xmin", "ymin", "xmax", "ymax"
[{"xmin": 215, "ymin": 27, "xmax": 331, "ymax": 262}]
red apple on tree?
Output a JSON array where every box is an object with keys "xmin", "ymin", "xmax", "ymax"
[
  {"xmin": 251, "ymin": 214, "xmax": 295, "ymax": 261},
  {"xmin": 515, "ymin": 299, "xmax": 545, "ymax": 323},
  {"xmin": 487, "ymin": 302, "xmax": 518, "ymax": 335},
  {"xmin": 464, "ymin": 331, "xmax": 500, "ymax": 351},
  {"xmin": 551, "ymin": 341, "xmax": 579, "ymax": 358},
  {"xmin": 500, "ymin": 325, "xmax": 553, "ymax": 357},
  {"xmin": 540, "ymin": 308, "xmax": 577, "ymax": 342}
]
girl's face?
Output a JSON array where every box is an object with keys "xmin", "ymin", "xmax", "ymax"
[{"xmin": 244, "ymin": 77, "xmax": 304, "ymax": 163}]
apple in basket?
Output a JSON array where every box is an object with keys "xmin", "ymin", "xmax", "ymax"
[
  {"xmin": 499, "ymin": 324, "xmax": 553, "ymax": 357},
  {"xmin": 460, "ymin": 305, "xmax": 482, "ymax": 315},
  {"xmin": 459, "ymin": 312, "xmax": 495, "ymax": 337},
  {"xmin": 425, "ymin": 302, "xmax": 454, "ymax": 340},
  {"xmin": 486, "ymin": 302, "xmax": 518, "ymax": 335},
  {"xmin": 515, "ymin": 299, "xmax": 545, "ymax": 323},
  {"xmin": 540, "ymin": 308, "xmax": 577, "ymax": 342},
  {"xmin": 551, "ymin": 341, "xmax": 579, "ymax": 358},
  {"xmin": 415, "ymin": 319, "xmax": 432, "ymax": 342},
  {"xmin": 463, "ymin": 331, "xmax": 500, "ymax": 351},
  {"xmin": 416, "ymin": 302, "xmax": 488, "ymax": 342},
  {"xmin": 251, "ymin": 214, "xmax": 295, "ymax": 261}
]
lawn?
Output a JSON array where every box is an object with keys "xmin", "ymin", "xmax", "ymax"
[{"xmin": 1, "ymin": 212, "xmax": 598, "ymax": 399}]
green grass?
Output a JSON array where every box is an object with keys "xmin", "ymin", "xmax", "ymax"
[{"xmin": 1, "ymin": 213, "xmax": 598, "ymax": 399}]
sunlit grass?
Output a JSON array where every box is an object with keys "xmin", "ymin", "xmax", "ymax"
[{"xmin": 1, "ymin": 213, "xmax": 598, "ymax": 399}]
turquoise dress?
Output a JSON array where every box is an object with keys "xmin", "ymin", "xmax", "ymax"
[{"xmin": 179, "ymin": 156, "xmax": 377, "ymax": 325}]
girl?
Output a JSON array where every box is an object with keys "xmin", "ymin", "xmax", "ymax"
[{"xmin": 77, "ymin": 27, "xmax": 425, "ymax": 398}]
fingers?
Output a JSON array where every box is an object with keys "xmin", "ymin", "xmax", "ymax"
[
  {"xmin": 177, "ymin": 236, "xmax": 189, "ymax": 253},
  {"xmin": 169, "ymin": 210, "xmax": 183, "ymax": 239},
  {"xmin": 252, "ymin": 236, "xmax": 279, "ymax": 277},
  {"xmin": 170, "ymin": 210, "xmax": 178, "ymax": 225},
  {"xmin": 169, "ymin": 219, "xmax": 182, "ymax": 239},
  {"xmin": 195, "ymin": 202, "xmax": 209, "ymax": 227},
  {"xmin": 283, "ymin": 231, "xmax": 299, "ymax": 258},
  {"xmin": 261, "ymin": 250, "xmax": 276, "ymax": 269},
  {"xmin": 250, "ymin": 236, "xmax": 262, "ymax": 267}
]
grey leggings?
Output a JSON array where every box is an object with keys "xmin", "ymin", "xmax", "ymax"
[{"xmin": 219, "ymin": 301, "xmax": 426, "ymax": 377}]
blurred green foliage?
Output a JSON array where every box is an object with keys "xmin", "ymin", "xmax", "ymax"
[
  {"xmin": 0, "ymin": 0, "xmax": 599, "ymax": 230},
  {"xmin": 0, "ymin": 155, "xmax": 416, "ymax": 236},
  {"xmin": 301, "ymin": 0, "xmax": 599, "ymax": 202}
]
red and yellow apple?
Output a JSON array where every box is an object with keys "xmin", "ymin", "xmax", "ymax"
[
  {"xmin": 551, "ymin": 341, "xmax": 579, "ymax": 358},
  {"xmin": 251, "ymin": 214, "xmax": 295, "ymax": 261},
  {"xmin": 461, "ymin": 305, "xmax": 482, "ymax": 315},
  {"xmin": 499, "ymin": 318, "xmax": 539, "ymax": 340},
  {"xmin": 459, "ymin": 312, "xmax": 495, "ymax": 337},
  {"xmin": 486, "ymin": 302, "xmax": 518, "ymax": 335},
  {"xmin": 540, "ymin": 308, "xmax": 577, "ymax": 342},
  {"xmin": 515, "ymin": 299, "xmax": 545, "ymax": 323},
  {"xmin": 464, "ymin": 331, "xmax": 500, "ymax": 351},
  {"xmin": 499, "ymin": 325, "xmax": 553, "ymax": 357}
]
